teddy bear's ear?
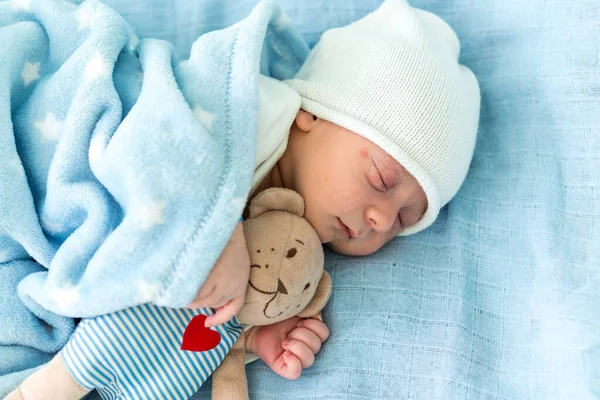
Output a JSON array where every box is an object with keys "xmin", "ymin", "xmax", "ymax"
[
  {"xmin": 297, "ymin": 271, "xmax": 332, "ymax": 318},
  {"xmin": 248, "ymin": 188, "xmax": 305, "ymax": 219}
]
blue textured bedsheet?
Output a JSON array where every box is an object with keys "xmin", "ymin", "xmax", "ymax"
[{"xmin": 64, "ymin": 0, "xmax": 600, "ymax": 398}]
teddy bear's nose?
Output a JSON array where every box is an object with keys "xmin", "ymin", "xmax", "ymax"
[{"xmin": 277, "ymin": 279, "xmax": 288, "ymax": 295}]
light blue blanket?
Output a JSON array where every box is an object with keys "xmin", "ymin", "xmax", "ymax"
[
  {"xmin": 0, "ymin": 0, "xmax": 308, "ymax": 395},
  {"xmin": 92, "ymin": 0, "xmax": 598, "ymax": 399}
]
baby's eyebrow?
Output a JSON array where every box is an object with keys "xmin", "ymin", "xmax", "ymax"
[{"xmin": 381, "ymin": 161, "xmax": 402, "ymax": 187}]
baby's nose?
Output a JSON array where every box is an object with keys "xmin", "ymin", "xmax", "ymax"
[{"xmin": 366, "ymin": 206, "xmax": 397, "ymax": 233}]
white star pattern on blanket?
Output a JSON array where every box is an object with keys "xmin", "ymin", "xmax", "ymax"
[
  {"xmin": 137, "ymin": 200, "xmax": 166, "ymax": 230},
  {"xmin": 193, "ymin": 104, "xmax": 216, "ymax": 133},
  {"xmin": 85, "ymin": 52, "xmax": 111, "ymax": 80},
  {"xmin": 53, "ymin": 285, "xmax": 80, "ymax": 310},
  {"xmin": 11, "ymin": 0, "xmax": 31, "ymax": 11},
  {"xmin": 35, "ymin": 112, "xmax": 63, "ymax": 140},
  {"xmin": 137, "ymin": 281, "xmax": 162, "ymax": 302},
  {"xmin": 21, "ymin": 62, "xmax": 40, "ymax": 86}
]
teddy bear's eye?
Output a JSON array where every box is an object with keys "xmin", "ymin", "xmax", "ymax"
[
  {"xmin": 303, "ymin": 282, "xmax": 310, "ymax": 290},
  {"xmin": 286, "ymin": 248, "xmax": 297, "ymax": 258}
]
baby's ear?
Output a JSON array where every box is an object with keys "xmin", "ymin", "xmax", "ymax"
[
  {"xmin": 248, "ymin": 188, "xmax": 304, "ymax": 218},
  {"xmin": 295, "ymin": 109, "xmax": 315, "ymax": 132},
  {"xmin": 297, "ymin": 271, "xmax": 332, "ymax": 318}
]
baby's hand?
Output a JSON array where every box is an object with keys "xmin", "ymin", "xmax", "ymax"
[
  {"xmin": 186, "ymin": 222, "xmax": 250, "ymax": 327},
  {"xmin": 245, "ymin": 314, "xmax": 330, "ymax": 380}
]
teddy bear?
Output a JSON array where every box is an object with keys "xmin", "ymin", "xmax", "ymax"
[{"xmin": 6, "ymin": 188, "xmax": 331, "ymax": 400}]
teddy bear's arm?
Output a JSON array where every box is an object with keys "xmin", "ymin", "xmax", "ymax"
[
  {"xmin": 4, "ymin": 351, "xmax": 90, "ymax": 400},
  {"xmin": 212, "ymin": 330, "xmax": 248, "ymax": 400}
]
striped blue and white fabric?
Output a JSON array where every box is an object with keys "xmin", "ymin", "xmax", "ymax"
[{"xmin": 62, "ymin": 304, "xmax": 243, "ymax": 400}]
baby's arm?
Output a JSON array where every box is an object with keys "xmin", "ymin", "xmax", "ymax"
[
  {"xmin": 36, "ymin": 305, "xmax": 242, "ymax": 400},
  {"xmin": 5, "ymin": 352, "xmax": 89, "ymax": 400},
  {"xmin": 187, "ymin": 221, "xmax": 251, "ymax": 327}
]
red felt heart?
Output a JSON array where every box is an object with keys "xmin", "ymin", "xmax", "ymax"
[{"xmin": 181, "ymin": 314, "xmax": 221, "ymax": 352}]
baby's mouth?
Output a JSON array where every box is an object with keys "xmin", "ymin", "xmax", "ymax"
[{"xmin": 336, "ymin": 217, "xmax": 351, "ymax": 240}]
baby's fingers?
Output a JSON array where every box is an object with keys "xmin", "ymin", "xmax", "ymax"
[
  {"xmin": 297, "ymin": 318, "xmax": 330, "ymax": 343},
  {"xmin": 276, "ymin": 351, "xmax": 302, "ymax": 380},
  {"xmin": 204, "ymin": 295, "xmax": 244, "ymax": 327},
  {"xmin": 282, "ymin": 339, "xmax": 315, "ymax": 369},
  {"xmin": 186, "ymin": 284, "xmax": 216, "ymax": 309},
  {"xmin": 191, "ymin": 290, "xmax": 224, "ymax": 310},
  {"xmin": 287, "ymin": 327, "xmax": 322, "ymax": 354}
]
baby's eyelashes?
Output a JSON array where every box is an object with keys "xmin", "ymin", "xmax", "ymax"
[{"xmin": 393, "ymin": 214, "xmax": 404, "ymax": 231}]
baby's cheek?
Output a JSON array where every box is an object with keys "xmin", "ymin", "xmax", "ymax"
[
  {"xmin": 332, "ymin": 187, "xmax": 369, "ymax": 214},
  {"xmin": 367, "ymin": 236, "xmax": 391, "ymax": 255},
  {"xmin": 389, "ymin": 220, "xmax": 403, "ymax": 239},
  {"xmin": 364, "ymin": 230, "xmax": 400, "ymax": 255}
]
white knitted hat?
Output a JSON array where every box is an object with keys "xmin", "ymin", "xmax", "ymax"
[{"xmin": 286, "ymin": 0, "xmax": 481, "ymax": 235}]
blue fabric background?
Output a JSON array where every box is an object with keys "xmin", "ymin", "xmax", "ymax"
[{"xmin": 76, "ymin": 0, "xmax": 600, "ymax": 398}]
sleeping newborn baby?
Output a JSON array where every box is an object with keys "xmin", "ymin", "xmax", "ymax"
[{"xmin": 198, "ymin": 0, "xmax": 480, "ymax": 381}]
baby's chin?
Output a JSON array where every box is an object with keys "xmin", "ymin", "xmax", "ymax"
[{"xmin": 326, "ymin": 237, "xmax": 387, "ymax": 256}]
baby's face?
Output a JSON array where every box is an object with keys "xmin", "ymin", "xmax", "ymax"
[{"xmin": 283, "ymin": 111, "xmax": 428, "ymax": 256}]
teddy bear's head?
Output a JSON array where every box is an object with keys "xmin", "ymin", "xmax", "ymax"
[{"xmin": 236, "ymin": 188, "xmax": 331, "ymax": 326}]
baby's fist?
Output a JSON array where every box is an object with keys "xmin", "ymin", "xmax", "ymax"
[{"xmin": 245, "ymin": 314, "xmax": 329, "ymax": 380}]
